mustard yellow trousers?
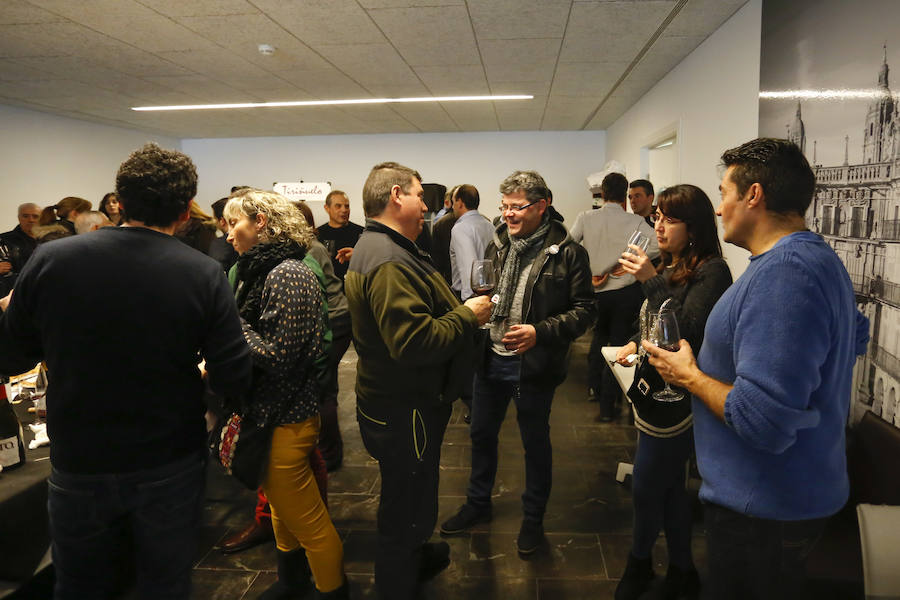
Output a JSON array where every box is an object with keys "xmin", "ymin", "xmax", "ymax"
[{"xmin": 263, "ymin": 417, "xmax": 344, "ymax": 592}]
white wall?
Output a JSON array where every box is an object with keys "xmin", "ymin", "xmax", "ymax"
[
  {"xmin": 0, "ymin": 104, "xmax": 179, "ymax": 231},
  {"xmin": 606, "ymin": 0, "xmax": 762, "ymax": 277},
  {"xmin": 182, "ymin": 131, "xmax": 606, "ymax": 229}
]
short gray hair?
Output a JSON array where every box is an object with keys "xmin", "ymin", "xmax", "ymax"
[
  {"xmin": 224, "ymin": 188, "xmax": 313, "ymax": 248},
  {"xmin": 362, "ymin": 162, "xmax": 422, "ymax": 218},
  {"xmin": 499, "ymin": 170, "xmax": 550, "ymax": 203},
  {"xmin": 18, "ymin": 203, "xmax": 40, "ymax": 215},
  {"xmin": 74, "ymin": 211, "xmax": 111, "ymax": 234}
]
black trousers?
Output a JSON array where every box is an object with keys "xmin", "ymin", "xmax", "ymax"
[
  {"xmin": 317, "ymin": 324, "xmax": 352, "ymax": 464},
  {"xmin": 703, "ymin": 502, "xmax": 827, "ymax": 600},
  {"xmin": 357, "ymin": 399, "xmax": 452, "ymax": 600},
  {"xmin": 588, "ymin": 282, "xmax": 644, "ymax": 406}
]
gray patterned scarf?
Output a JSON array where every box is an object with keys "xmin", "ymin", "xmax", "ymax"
[{"xmin": 491, "ymin": 215, "xmax": 551, "ymax": 322}]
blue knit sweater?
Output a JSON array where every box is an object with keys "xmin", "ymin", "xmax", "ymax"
[{"xmin": 694, "ymin": 231, "xmax": 869, "ymax": 520}]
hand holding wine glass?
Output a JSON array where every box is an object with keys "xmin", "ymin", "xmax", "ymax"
[
  {"xmin": 648, "ymin": 310, "xmax": 685, "ymax": 402},
  {"xmin": 470, "ymin": 259, "xmax": 495, "ymax": 329}
]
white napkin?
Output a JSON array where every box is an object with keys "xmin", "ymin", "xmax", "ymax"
[{"xmin": 28, "ymin": 423, "xmax": 50, "ymax": 449}]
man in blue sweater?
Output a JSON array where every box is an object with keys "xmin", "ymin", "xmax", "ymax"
[{"xmin": 644, "ymin": 138, "xmax": 869, "ymax": 600}]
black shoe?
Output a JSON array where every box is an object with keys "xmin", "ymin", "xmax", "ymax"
[
  {"xmin": 660, "ymin": 564, "xmax": 700, "ymax": 600},
  {"xmin": 516, "ymin": 520, "xmax": 544, "ymax": 555},
  {"xmin": 463, "ymin": 413, "xmax": 471, "ymax": 425},
  {"xmin": 315, "ymin": 577, "xmax": 349, "ymax": 599},
  {"xmin": 440, "ymin": 504, "xmax": 492, "ymax": 535},
  {"xmin": 614, "ymin": 553, "xmax": 654, "ymax": 600},
  {"xmin": 260, "ymin": 548, "xmax": 312, "ymax": 600},
  {"xmin": 419, "ymin": 541, "xmax": 451, "ymax": 581},
  {"xmin": 324, "ymin": 453, "xmax": 343, "ymax": 473}
]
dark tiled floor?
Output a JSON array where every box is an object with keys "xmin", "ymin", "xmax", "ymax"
[
  {"xmin": 184, "ymin": 333, "xmax": 706, "ymax": 599},
  {"xmin": 11, "ymin": 333, "xmax": 865, "ymax": 599}
]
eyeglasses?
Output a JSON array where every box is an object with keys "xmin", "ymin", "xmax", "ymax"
[
  {"xmin": 650, "ymin": 211, "xmax": 684, "ymax": 226},
  {"xmin": 498, "ymin": 200, "xmax": 543, "ymax": 213}
]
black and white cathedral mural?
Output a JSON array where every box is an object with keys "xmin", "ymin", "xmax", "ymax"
[{"xmin": 759, "ymin": 0, "xmax": 900, "ymax": 429}]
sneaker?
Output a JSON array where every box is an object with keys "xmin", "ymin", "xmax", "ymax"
[
  {"xmin": 516, "ymin": 520, "xmax": 544, "ymax": 555},
  {"xmin": 440, "ymin": 504, "xmax": 492, "ymax": 535},
  {"xmin": 418, "ymin": 541, "xmax": 451, "ymax": 581}
]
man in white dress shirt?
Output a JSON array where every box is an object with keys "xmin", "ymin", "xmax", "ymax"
[{"xmin": 570, "ymin": 172, "xmax": 659, "ymax": 420}]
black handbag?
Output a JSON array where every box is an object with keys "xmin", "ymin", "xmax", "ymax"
[
  {"xmin": 214, "ymin": 413, "xmax": 273, "ymax": 490},
  {"xmin": 626, "ymin": 355, "xmax": 692, "ymax": 438}
]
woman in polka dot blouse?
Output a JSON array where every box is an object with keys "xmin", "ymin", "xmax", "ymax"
[{"xmin": 224, "ymin": 189, "xmax": 347, "ymax": 599}]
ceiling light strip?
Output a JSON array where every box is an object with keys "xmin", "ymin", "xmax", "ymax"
[
  {"xmin": 132, "ymin": 95, "xmax": 533, "ymax": 112},
  {"xmin": 760, "ymin": 89, "xmax": 889, "ymax": 100}
]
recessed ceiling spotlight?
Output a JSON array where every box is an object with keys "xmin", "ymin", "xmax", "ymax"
[
  {"xmin": 258, "ymin": 44, "xmax": 276, "ymax": 56},
  {"xmin": 132, "ymin": 95, "xmax": 534, "ymax": 111}
]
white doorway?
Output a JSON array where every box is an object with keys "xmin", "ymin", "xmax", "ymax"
[{"xmin": 647, "ymin": 136, "xmax": 678, "ymax": 193}]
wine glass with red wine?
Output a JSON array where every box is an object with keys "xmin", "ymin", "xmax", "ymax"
[
  {"xmin": 470, "ymin": 259, "xmax": 495, "ymax": 297},
  {"xmin": 650, "ymin": 309, "xmax": 685, "ymax": 402}
]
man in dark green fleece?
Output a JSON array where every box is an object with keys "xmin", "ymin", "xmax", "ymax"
[{"xmin": 345, "ymin": 162, "xmax": 492, "ymax": 600}]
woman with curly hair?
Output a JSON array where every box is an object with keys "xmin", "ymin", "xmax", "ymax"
[{"xmin": 224, "ymin": 188, "xmax": 347, "ymax": 599}]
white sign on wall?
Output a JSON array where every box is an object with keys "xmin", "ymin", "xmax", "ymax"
[{"xmin": 273, "ymin": 181, "xmax": 332, "ymax": 203}]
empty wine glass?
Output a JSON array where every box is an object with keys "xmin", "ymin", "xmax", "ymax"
[
  {"xmin": 32, "ymin": 366, "xmax": 47, "ymax": 425},
  {"xmin": 639, "ymin": 308, "xmax": 659, "ymax": 358},
  {"xmin": 649, "ymin": 310, "xmax": 685, "ymax": 402},
  {"xmin": 624, "ymin": 230, "xmax": 651, "ymax": 256}
]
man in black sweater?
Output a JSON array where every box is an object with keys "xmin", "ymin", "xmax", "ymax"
[
  {"xmin": 316, "ymin": 190, "xmax": 364, "ymax": 283},
  {"xmin": 0, "ymin": 143, "xmax": 252, "ymax": 599}
]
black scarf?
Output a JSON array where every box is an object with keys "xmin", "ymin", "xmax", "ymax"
[{"xmin": 234, "ymin": 240, "xmax": 306, "ymax": 326}]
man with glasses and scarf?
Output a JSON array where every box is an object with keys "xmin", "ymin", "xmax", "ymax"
[{"xmin": 440, "ymin": 170, "xmax": 595, "ymax": 555}]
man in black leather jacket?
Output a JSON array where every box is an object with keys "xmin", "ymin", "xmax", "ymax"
[{"xmin": 440, "ymin": 170, "xmax": 595, "ymax": 555}]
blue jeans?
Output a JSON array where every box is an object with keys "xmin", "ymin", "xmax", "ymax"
[
  {"xmin": 48, "ymin": 451, "xmax": 207, "ymax": 600},
  {"xmin": 704, "ymin": 502, "xmax": 827, "ymax": 600},
  {"xmin": 467, "ymin": 353, "xmax": 555, "ymax": 522}
]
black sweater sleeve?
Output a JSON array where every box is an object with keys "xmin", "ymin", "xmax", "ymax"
[{"xmin": 630, "ymin": 258, "xmax": 733, "ymax": 350}]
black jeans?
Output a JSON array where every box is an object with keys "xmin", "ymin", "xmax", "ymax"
[
  {"xmin": 703, "ymin": 503, "xmax": 827, "ymax": 600},
  {"xmin": 588, "ymin": 282, "xmax": 644, "ymax": 407},
  {"xmin": 48, "ymin": 451, "xmax": 207, "ymax": 600},
  {"xmin": 467, "ymin": 353, "xmax": 555, "ymax": 523},
  {"xmin": 357, "ymin": 399, "xmax": 452, "ymax": 600},
  {"xmin": 631, "ymin": 429, "xmax": 694, "ymax": 568}
]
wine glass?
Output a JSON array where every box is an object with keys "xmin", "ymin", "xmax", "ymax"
[
  {"xmin": 32, "ymin": 366, "xmax": 47, "ymax": 425},
  {"xmin": 624, "ymin": 230, "xmax": 651, "ymax": 256},
  {"xmin": 639, "ymin": 309, "xmax": 659, "ymax": 358},
  {"xmin": 649, "ymin": 310, "xmax": 685, "ymax": 402},
  {"xmin": 470, "ymin": 259, "xmax": 495, "ymax": 298},
  {"xmin": 470, "ymin": 259, "xmax": 495, "ymax": 329}
]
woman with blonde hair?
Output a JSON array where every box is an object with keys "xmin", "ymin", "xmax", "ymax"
[
  {"xmin": 39, "ymin": 196, "xmax": 92, "ymax": 234},
  {"xmin": 175, "ymin": 202, "xmax": 217, "ymax": 254},
  {"xmin": 224, "ymin": 188, "xmax": 347, "ymax": 599}
]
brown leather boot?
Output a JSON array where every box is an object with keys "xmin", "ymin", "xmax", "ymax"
[{"xmin": 219, "ymin": 519, "xmax": 274, "ymax": 554}]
